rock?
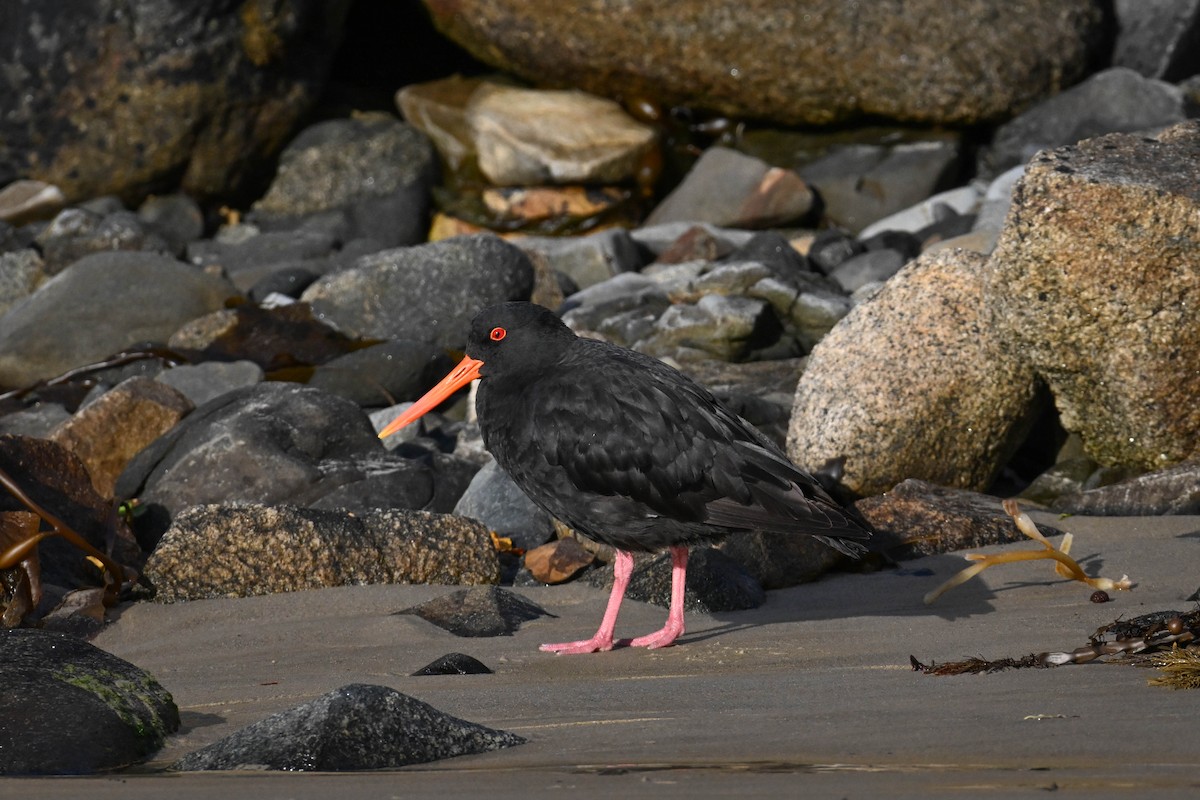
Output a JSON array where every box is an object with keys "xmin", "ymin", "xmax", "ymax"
[
  {"xmin": 984, "ymin": 122, "xmax": 1200, "ymax": 470},
  {"xmin": 35, "ymin": 208, "xmax": 172, "ymax": 274},
  {"xmin": 0, "ymin": 628, "xmax": 179, "ymax": 775},
  {"xmin": 855, "ymin": 480, "xmax": 1061, "ymax": 558},
  {"xmin": 0, "ymin": 249, "xmax": 45, "ymax": 318},
  {"xmin": 453, "ymin": 460, "xmax": 554, "ymax": 552},
  {"xmin": 1113, "ymin": 0, "xmax": 1200, "ymax": 81},
  {"xmin": 725, "ymin": 231, "xmax": 813, "ymax": 280},
  {"xmin": 981, "ymin": 67, "xmax": 1188, "ymax": 178},
  {"xmin": 828, "ymin": 249, "xmax": 909, "ymax": 293},
  {"xmin": 635, "ymin": 294, "xmax": 773, "ymax": 362},
  {"xmin": 301, "ymin": 234, "xmax": 534, "ymax": 348},
  {"xmin": 857, "ymin": 184, "xmax": 983, "ymax": 240},
  {"xmin": 717, "ymin": 531, "xmax": 843, "ymax": 590},
  {"xmin": 515, "ymin": 228, "xmax": 643, "ymax": 290},
  {"xmin": 0, "ymin": 1, "xmax": 351, "ymax": 204},
  {"xmin": 631, "ymin": 222, "xmax": 756, "ymax": 260},
  {"xmin": 422, "ymin": 0, "xmax": 1104, "ymax": 127},
  {"xmin": 806, "ymin": 229, "xmax": 865, "ymax": 275},
  {"xmin": 971, "ymin": 165, "xmax": 1026, "ymax": 239},
  {"xmin": 111, "ymin": 383, "xmax": 419, "ymax": 536},
  {"xmin": 467, "ymin": 86, "xmax": 657, "ymax": 185},
  {"xmin": 306, "ymin": 339, "xmax": 440, "ymax": 407},
  {"xmin": 399, "ymin": 586, "xmax": 550, "ymax": 636},
  {"xmin": 309, "ymin": 450, "xmax": 477, "ymax": 517},
  {"xmin": 247, "ymin": 267, "xmax": 321, "ymax": 303},
  {"xmin": 1052, "ymin": 460, "xmax": 1200, "ymax": 516},
  {"xmin": 145, "ymin": 504, "xmax": 499, "ymax": 601},
  {"xmin": 789, "ymin": 249, "xmax": 1041, "ymax": 496},
  {"xmin": 523, "ymin": 537, "xmax": 595, "ymax": 584},
  {"xmin": 646, "ymin": 147, "xmax": 813, "ymax": 229},
  {"xmin": 171, "ymin": 683, "xmax": 523, "ymax": 771},
  {"xmin": 0, "ymin": 403, "xmax": 71, "ymax": 438},
  {"xmin": 411, "ymin": 653, "xmax": 493, "ymax": 676},
  {"xmin": 250, "ymin": 113, "xmax": 436, "ymax": 248},
  {"xmin": 585, "ymin": 547, "xmax": 765, "ymax": 612},
  {"xmin": 136, "ymin": 194, "xmax": 204, "ymax": 255},
  {"xmin": 801, "ymin": 140, "xmax": 962, "ymax": 233},
  {"xmin": 167, "ymin": 303, "xmax": 362, "ymax": 373},
  {"xmin": 154, "ymin": 361, "xmax": 265, "ymax": 407},
  {"xmin": 187, "ymin": 229, "xmax": 337, "ymax": 292},
  {"xmin": 0, "ymin": 252, "xmax": 236, "ymax": 388},
  {"xmin": 48, "ymin": 376, "xmax": 193, "ymax": 498},
  {"xmin": 396, "ymin": 75, "xmax": 488, "ymax": 174},
  {"xmin": 0, "ymin": 180, "xmax": 66, "ymax": 226}
]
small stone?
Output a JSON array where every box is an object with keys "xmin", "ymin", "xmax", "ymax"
[
  {"xmin": 154, "ymin": 361, "xmax": 264, "ymax": 408},
  {"xmin": 454, "ymin": 460, "xmax": 554, "ymax": 552},
  {"xmin": 0, "ymin": 180, "xmax": 66, "ymax": 226},
  {"xmin": 1090, "ymin": 590, "xmax": 1110, "ymax": 604},
  {"xmin": 399, "ymin": 586, "xmax": 551, "ymax": 637},
  {"xmin": 411, "ymin": 653, "xmax": 493, "ymax": 676},
  {"xmin": 523, "ymin": 537, "xmax": 595, "ymax": 584}
]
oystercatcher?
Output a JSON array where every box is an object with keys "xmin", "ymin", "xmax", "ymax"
[{"xmin": 379, "ymin": 302, "xmax": 870, "ymax": 654}]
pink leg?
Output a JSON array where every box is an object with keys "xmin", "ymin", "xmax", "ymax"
[
  {"xmin": 540, "ymin": 549, "xmax": 634, "ymax": 654},
  {"xmin": 629, "ymin": 545, "xmax": 689, "ymax": 649}
]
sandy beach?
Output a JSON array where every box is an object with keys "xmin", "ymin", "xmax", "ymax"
[{"xmin": 4, "ymin": 510, "xmax": 1198, "ymax": 798}]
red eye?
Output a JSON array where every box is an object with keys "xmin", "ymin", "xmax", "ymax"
[{"xmin": 490, "ymin": 326, "xmax": 507, "ymax": 341}]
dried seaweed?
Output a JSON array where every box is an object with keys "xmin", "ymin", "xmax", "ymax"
[
  {"xmin": 914, "ymin": 608, "xmax": 1200, "ymax": 681},
  {"xmin": 923, "ymin": 499, "xmax": 1132, "ymax": 604}
]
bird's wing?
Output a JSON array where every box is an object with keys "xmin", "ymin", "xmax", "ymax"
[{"xmin": 529, "ymin": 345, "xmax": 870, "ymax": 552}]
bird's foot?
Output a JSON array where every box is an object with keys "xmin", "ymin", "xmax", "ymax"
[
  {"xmin": 628, "ymin": 622, "xmax": 684, "ymax": 650},
  {"xmin": 539, "ymin": 635, "xmax": 615, "ymax": 655}
]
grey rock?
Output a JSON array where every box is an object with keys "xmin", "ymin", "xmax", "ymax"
[
  {"xmin": 454, "ymin": 460, "xmax": 555, "ymax": 552},
  {"xmin": 171, "ymin": 683, "xmax": 523, "ymax": 771},
  {"xmin": 560, "ymin": 271, "xmax": 671, "ymax": 337},
  {"xmin": 806, "ymin": 229, "xmax": 864, "ymax": 274},
  {"xmin": 35, "ymin": 208, "xmax": 172, "ymax": 274},
  {"xmin": 1113, "ymin": 0, "xmax": 1200, "ymax": 81},
  {"xmin": 630, "ymin": 222, "xmax": 756, "ymax": 258},
  {"xmin": 155, "ymin": 361, "xmax": 265, "ymax": 407},
  {"xmin": 515, "ymin": 228, "xmax": 643, "ymax": 290},
  {"xmin": 306, "ymin": 339, "xmax": 440, "ymax": 407},
  {"xmin": 801, "ymin": 139, "xmax": 962, "ymax": 233},
  {"xmin": 187, "ymin": 229, "xmax": 337, "ymax": 292},
  {"xmin": 113, "ymin": 383, "xmax": 432, "ymax": 540},
  {"xmin": 982, "ymin": 67, "xmax": 1187, "ymax": 178},
  {"xmin": 972, "ymin": 165, "xmax": 1026, "ymax": 236},
  {"xmin": 251, "ymin": 113, "xmax": 436, "ymax": 248},
  {"xmin": 309, "ymin": 450, "xmax": 477, "ymax": 516},
  {"xmin": 829, "ymin": 248, "xmax": 909, "ymax": 293},
  {"xmin": 0, "ymin": 249, "xmax": 45, "ymax": 318},
  {"xmin": 646, "ymin": 147, "xmax": 814, "ymax": 229},
  {"xmin": 635, "ymin": 294, "xmax": 772, "ymax": 362},
  {"xmin": 146, "ymin": 504, "xmax": 500, "ymax": 601},
  {"xmin": 0, "ymin": 628, "xmax": 179, "ymax": 775},
  {"xmin": 584, "ymin": 547, "xmax": 765, "ymax": 613},
  {"xmin": 857, "ymin": 184, "xmax": 982, "ymax": 240},
  {"xmin": 725, "ymin": 231, "xmax": 813, "ymax": 281},
  {"xmin": 247, "ymin": 266, "xmax": 321, "ymax": 302},
  {"xmin": 400, "ymin": 586, "xmax": 551, "ymax": 637},
  {"xmin": 0, "ymin": 403, "xmax": 71, "ymax": 438},
  {"xmin": 985, "ymin": 122, "xmax": 1200, "ymax": 470},
  {"xmin": 1053, "ymin": 460, "xmax": 1200, "ymax": 516},
  {"xmin": 0, "ymin": 251, "xmax": 236, "ymax": 388},
  {"xmin": 301, "ymin": 234, "xmax": 534, "ymax": 348},
  {"xmin": 136, "ymin": 193, "xmax": 204, "ymax": 255}
]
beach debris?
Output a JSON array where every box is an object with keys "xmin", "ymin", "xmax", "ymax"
[
  {"xmin": 912, "ymin": 608, "xmax": 1199, "ymax": 679},
  {"xmin": 923, "ymin": 499, "xmax": 1132, "ymax": 604}
]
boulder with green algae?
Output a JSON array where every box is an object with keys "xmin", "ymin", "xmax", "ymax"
[{"xmin": 0, "ymin": 628, "xmax": 179, "ymax": 775}]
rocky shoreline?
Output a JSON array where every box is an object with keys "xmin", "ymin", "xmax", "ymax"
[{"xmin": 2, "ymin": 0, "xmax": 1199, "ymax": 776}]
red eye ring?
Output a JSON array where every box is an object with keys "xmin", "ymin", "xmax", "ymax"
[{"xmin": 489, "ymin": 326, "xmax": 507, "ymax": 341}]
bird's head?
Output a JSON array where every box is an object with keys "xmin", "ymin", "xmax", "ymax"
[{"xmin": 378, "ymin": 302, "xmax": 574, "ymax": 439}]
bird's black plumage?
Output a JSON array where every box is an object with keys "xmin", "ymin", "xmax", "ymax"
[{"xmin": 466, "ymin": 302, "xmax": 870, "ymax": 556}]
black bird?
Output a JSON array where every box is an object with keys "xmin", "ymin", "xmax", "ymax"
[{"xmin": 379, "ymin": 302, "xmax": 870, "ymax": 654}]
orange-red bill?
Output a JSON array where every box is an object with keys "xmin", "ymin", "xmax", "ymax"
[{"xmin": 378, "ymin": 356, "xmax": 484, "ymax": 439}]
